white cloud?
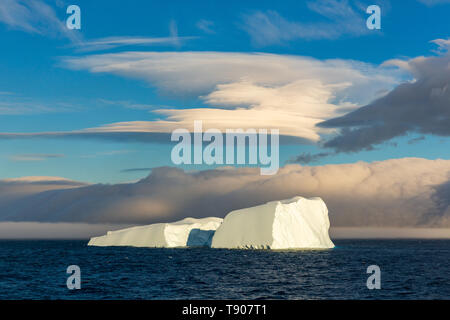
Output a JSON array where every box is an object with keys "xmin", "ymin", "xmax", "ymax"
[
  {"xmin": 9, "ymin": 153, "xmax": 64, "ymax": 162},
  {"xmin": 1, "ymin": 176, "xmax": 79, "ymax": 183},
  {"xmin": 71, "ymin": 20, "xmax": 196, "ymax": 52},
  {"xmin": 80, "ymin": 149, "xmax": 134, "ymax": 159},
  {"xmin": 430, "ymin": 38, "xmax": 450, "ymax": 53},
  {"xmin": 241, "ymin": 2, "xmax": 370, "ymax": 46},
  {"xmin": 0, "ymin": 0, "xmax": 80, "ymax": 42},
  {"xmin": 0, "ymin": 1, "xmax": 195, "ymax": 52},
  {"xmin": 417, "ymin": 0, "xmax": 450, "ymax": 6},
  {"xmin": 196, "ymin": 19, "xmax": 215, "ymax": 34},
  {"xmin": 72, "ymin": 36, "xmax": 196, "ymax": 52},
  {"xmin": 97, "ymin": 98, "xmax": 166, "ymax": 111},
  {"xmin": 61, "ymin": 51, "xmax": 404, "ymax": 142},
  {"xmin": 0, "ymin": 96, "xmax": 80, "ymax": 115}
]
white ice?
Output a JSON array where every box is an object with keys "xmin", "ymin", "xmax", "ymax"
[
  {"xmin": 211, "ymin": 196, "xmax": 334, "ymax": 249},
  {"xmin": 88, "ymin": 217, "xmax": 223, "ymax": 248},
  {"xmin": 88, "ymin": 196, "xmax": 334, "ymax": 250}
]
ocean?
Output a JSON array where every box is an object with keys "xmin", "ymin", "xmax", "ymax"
[{"xmin": 0, "ymin": 239, "xmax": 449, "ymax": 299}]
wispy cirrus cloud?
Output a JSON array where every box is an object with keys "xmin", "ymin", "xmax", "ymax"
[
  {"xmin": 0, "ymin": 95, "xmax": 81, "ymax": 115},
  {"xmin": 196, "ymin": 19, "xmax": 215, "ymax": 34},
  {"xmin": 0, "ymin": 1, "xmax": 195, "ymax": 52},
  {"xmin": 70, "ymin": 19, "xmax": 195, "ymax": 52},
  {"xmin": 0, "ymin": 0, "xmax": 80, "ymax": 42},
  {"xmin": 0, "ymin": 101, "xmax": 57, "ymax": 115},
  {"xmin": 417, "ymin": 0, "xmax": 450, "ymax": 6},
  {"xmin": 97, "ymin": 98, "xmax": 169, "ymax": 111},
  {"xmin": 71, "ymin": 35, "xmax": 196, "ymax": 52},
  {"xmin": 241, "ymin": 0, "xmax": 377, "ymax": 46},
  {"xmin": 80, "ymin": 150, "xmax": 134, "ymax": 159},
  {"xmin": 10, "ymin": 154, "xmax": 64, "ymax": 162},
  {"xmin": 120, "ymin": 167, "xmax": 153, "ymax": 173}
]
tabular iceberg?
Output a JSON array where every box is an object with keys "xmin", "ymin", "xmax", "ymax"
[
  {"xmin": 88, "ymin": 217, "xmax": 223, "ymax": 248},
  {"xmin": 211, "ymin": 196, "xmax": 334, "ymax": 249},
  {"xmin": 87, "ymin": 196, "xmax": 334, "ymax": 250}
]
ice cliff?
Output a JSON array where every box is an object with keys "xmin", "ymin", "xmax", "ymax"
[
  {"xmin": 88, "ymin": 196, "xmax": 334, "ymax": 249},
  {"xmin": 211, "ymin": 196, "xmax": 334, "ymax": 249}
]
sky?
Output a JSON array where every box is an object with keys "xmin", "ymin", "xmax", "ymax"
[{"xmin": 0, "ymin": 0, "xmax": 449, "ymax": 237}]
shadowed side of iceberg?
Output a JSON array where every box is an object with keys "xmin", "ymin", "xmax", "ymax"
[{"xmin": 186, "ymin": 229, "xmax": 216, "ymax": 247}]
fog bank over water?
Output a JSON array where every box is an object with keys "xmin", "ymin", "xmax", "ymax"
[
  {"xmin": 330, "ymin": 227, "xmax": 450, "ymax": 239},
  {"xmin": 0, "ymin": 222, "xmax": 131, "ymax": 239},
  {"xmin": 0, "ymin": 222, "xmax": 450, "ymax": 240}
]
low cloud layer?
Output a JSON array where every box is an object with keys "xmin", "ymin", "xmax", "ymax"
[{"xmin": 0, "ymin": 158, "xmax": 449, "ymax": 228}]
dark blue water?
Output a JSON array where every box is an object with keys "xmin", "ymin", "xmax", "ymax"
[{"xmin": 0, "ymin": 240, "xmax": 449, "ymax": 299}]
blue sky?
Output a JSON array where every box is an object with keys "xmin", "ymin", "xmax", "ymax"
[{"xmin": 0, "ymin": 0, "xmax": 450, "ymax": 183}]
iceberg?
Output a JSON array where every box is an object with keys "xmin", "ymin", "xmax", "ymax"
[
  {"xmin": 88, "ymin": 217, "xmax": 223, "ymax": 248},
  {"xmin": 87, "ymin": 196, "xmax": 334, "ymax": 250},
  {"xmin": 211, "ymin": 196, "xmax": 334, "ymax": 249}
]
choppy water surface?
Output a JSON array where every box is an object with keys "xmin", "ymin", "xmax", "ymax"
[{"xmin": 0, "ymin": 240, "xmax": 449, "ymax": 299}]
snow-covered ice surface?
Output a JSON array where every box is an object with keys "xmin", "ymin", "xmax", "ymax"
[
  {"xmin": 211, "ymin": 196, "xmax": 334, "ymax": 249},
  {"xmin": 88, "ymin": 217, "xmax": 223, "ymax": 248}
]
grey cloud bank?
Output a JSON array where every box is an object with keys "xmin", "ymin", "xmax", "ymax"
[
  {"xmin": 0, "ymin": 158, "xmax": 449, "ymax": 228},
  {"xmin": 319, "ymin": 44, "xmax": 450, "ymax": 152}
]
